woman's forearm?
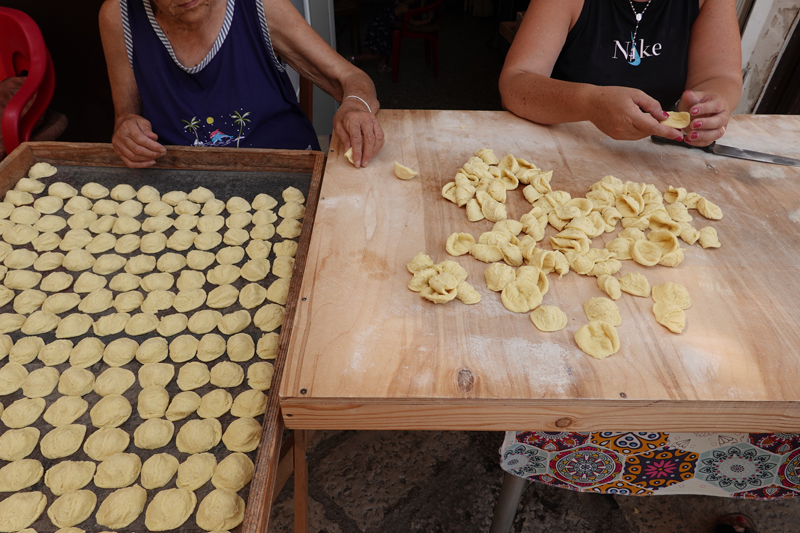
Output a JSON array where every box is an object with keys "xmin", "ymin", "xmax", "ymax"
[
  {"xmin": 339, "ymin": 71, "xmax": 380, "ymax": 114},
  {"xmin": 687, "ymin": 75, "xmax": 742, "ymax": 113},
  {"xmin": 500, "ymin": 71, "xmax": 598, "ymax": 125}
]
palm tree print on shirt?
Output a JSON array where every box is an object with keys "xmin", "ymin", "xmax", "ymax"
[
  {"xmin": 231, "ymin": 110, "xmax": 251, "ymax": 148},
  {"xmin": 182, "ymin": 116, "xmax": 201, "ymax": 145}
]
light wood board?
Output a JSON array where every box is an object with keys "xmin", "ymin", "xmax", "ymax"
[{"xmin": 280, "ymin": 111, "xmax": 800, "ymax": 432}]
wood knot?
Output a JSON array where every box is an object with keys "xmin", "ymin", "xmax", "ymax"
[
  {"xmin": 555, "ymin": 417, "xmax": 573, "ymax": 428},
  {"xmin": 457, "ymin": 369, "xmax": 474, "ymax": 393}
]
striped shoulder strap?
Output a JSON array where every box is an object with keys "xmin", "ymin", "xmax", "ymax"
[
  {"xmin": 120, "ymin": 0, "xmax": 134, "ymax": 68},
  {"xmin": 256, "ymin": 0, "xmax": 286, "ymax": 72}
]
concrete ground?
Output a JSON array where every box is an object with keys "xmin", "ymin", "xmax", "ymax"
[{"xmin": 269, "ymin": 430, "xmax": 799, "ymax": 533}]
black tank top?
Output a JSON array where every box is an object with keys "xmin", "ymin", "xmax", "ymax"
[{"xmin": 551, "ymin": 0, "xmax": 700, "ymax": 109}]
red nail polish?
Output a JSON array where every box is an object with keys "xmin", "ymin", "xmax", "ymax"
[
  {"xmin": 694, "ymin": 121, "xmax": 701, "ymax": 128},
  {"xmin": 692, "ymin": 107, "xmax": 700, "ymax": 115},
  {"xmin": 675, "ymin": 136, "xmax": 683, "ymax": 141},
  {"xmin": 736, "ymin": 517, "xmax": 746, "ymax": 524},
  {"xmin": 663, "ymin": 111, "xmax": 669, "ymax": 117},
  {"xmin": 691, "ymin": 132, "xmax": 699, "ymax": 140}
]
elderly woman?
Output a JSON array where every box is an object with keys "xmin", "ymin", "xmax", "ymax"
[
  {"xmin": 499, "ymin": 0, "xmax": 742, "ymax": 146},
  {"xmin": 99, "ymin": 0, "xmax": 383, "ymax": 168}
]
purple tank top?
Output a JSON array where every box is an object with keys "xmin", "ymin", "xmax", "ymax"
[{"xmin": 121, "ymin": 0, "xmax": 319, "ymax": 150}]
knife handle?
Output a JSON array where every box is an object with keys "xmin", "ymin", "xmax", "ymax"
[{"xmin": 650, "ymin": 135, "xmax": 716, "ymax": 153}]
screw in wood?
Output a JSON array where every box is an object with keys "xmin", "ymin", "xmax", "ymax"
[
  {"xmin": 620, "ymin": 392, "xmax": 627, "ymax": 398},
  {"xmin": 300, "ymin": 388, "xmax": 308, "ymax": 394}
]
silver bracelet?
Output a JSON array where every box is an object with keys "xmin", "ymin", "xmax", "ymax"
[{"xmin": 344, "ymin": 95, "xmax": 372, "ymax": 114}]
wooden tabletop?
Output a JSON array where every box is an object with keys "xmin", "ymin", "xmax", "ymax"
[{"xmin": 280, "ymin": 110, "xmax": 800, "ymax": 432}]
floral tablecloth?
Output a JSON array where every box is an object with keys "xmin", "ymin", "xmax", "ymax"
[{"xmin": 501, "ymin": 431, "xmax": 800, "ymax": 499}]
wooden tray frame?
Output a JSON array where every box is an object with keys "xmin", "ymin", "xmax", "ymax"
[{"xmin": 0, "ymin": 142, "xmax": 326, "ymax": 533}]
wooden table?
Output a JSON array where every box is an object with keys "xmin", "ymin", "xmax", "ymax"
[{"xmin": 279, "ymin": 111, "xmax": 800, "ymax": 528}]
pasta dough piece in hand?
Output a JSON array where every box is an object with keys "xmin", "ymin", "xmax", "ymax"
[
  {"xmin": 574, "ymin": 321, "xmax": 620, "ymax": 359},
  {"xmin": 583, "ymin": 297, "xmax": 622, "ymax": 326},
  {"xmin": 660, "ymin": 111, "xmax": 690, "ymax": 129},
  {"xmin": 530, "ymin": 305, "xmax": 568, "ymax": 332},
  {"xmin": 394, "ymin": 162, "xmax": 418, "ymax": 180}
]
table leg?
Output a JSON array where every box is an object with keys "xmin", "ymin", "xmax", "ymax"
[
  {"xmin": 294, "ymin": 429, "xmax": 309, "ymax": 533},
  {"xmin": 488, "ymin": 472, "xmax": 528, "ymax": 533}
]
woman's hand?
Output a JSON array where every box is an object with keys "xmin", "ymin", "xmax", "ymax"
[
  {"xmin": 678, "ymin": 89, "xmax": 731, "ymax": 147},
  {"xmin": 112, "ymin": 114, "xmax": 167, "ymax": 169},
  {"xmin": 585, "ymin": 86, "xmax": 684, "ymax": 141},
  {"xmin": 333, "ymin": 98, "xmax": 384, "ymax": 168}
]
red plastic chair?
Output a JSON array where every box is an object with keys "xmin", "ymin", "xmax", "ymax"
[
  {"xmin": 0, "ymin": 7, "xmax": 55, "ymax": 155},
  {"xmin": 392, "ymin": 0, "xmax": 445, "ymax": 83}
]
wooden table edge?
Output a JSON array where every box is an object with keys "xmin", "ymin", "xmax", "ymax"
[{"xmin": 280, "ymin": 397, "xmax": 800, "ymax": 432}]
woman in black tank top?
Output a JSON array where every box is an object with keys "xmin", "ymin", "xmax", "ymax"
[{"xmin": 499, "ymin": 0, "xmax": 741, "ymax": 147}]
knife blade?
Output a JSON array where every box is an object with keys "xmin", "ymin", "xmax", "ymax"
[{"xmin": 650, "ymin": 136, "xmax": 800, "ymax": 167}]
